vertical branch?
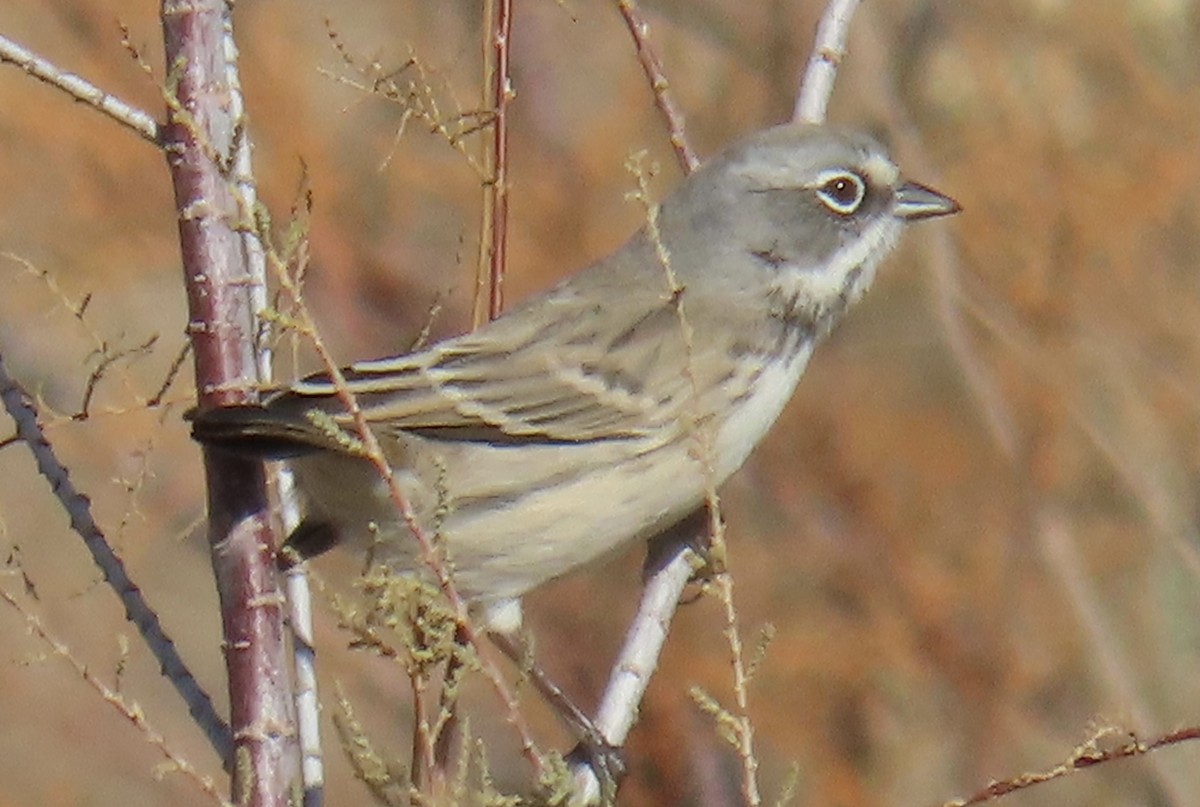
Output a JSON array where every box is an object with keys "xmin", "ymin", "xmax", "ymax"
[
  {"xmin": 223, "ymin": 7, "xmax": 326, "ymax": 798},
  {"xmin": 474, "ymin": 0, "xmax": 513, "ymax": 326},
  {"xmin": 160, "ymin": 0, "xmax": 299, "ymax": 804},
  {"xmin": 489, "ymin": 0, "xmax": 513, "ymax": 321}
]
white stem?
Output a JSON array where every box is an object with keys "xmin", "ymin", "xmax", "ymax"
[
  {"xmin": 794, "ymin": 0, "xmax": 862, "ymax": 124},
  {"xmin": 569, "ymin": 547, "xmax": 698, "ymax": 805}
]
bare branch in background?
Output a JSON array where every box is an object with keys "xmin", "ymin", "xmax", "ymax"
[
  {"xmin": 475, "ymin": 0, "xmax": 514, "ymax": 325},
  {"xmin": 0, "ymin": 348, "xmax": 233, "ymax": 764},
  {"xmin": 0, "ymin": 33, "xmax": 159, "ymax": 143},
  {"xmin": 615, "ymin": 0, "xmax": 698, "ymax": 173},
  {"xmin": 793, "ymin": 0, "xmax": 861, "ymax": 124},
  {"xmin": 0, "ymin": 585, "xmax": 231, "ymax": 806},
  {"xmin": 945, "ymin": 721, "xmax": 1200, "ymax": 806}
]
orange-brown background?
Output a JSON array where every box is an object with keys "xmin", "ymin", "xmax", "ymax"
[{"xmin": 1, "ymin": 1, "xmax": 1199, "ymax": 805}]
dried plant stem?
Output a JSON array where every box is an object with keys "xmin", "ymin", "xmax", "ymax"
[
  {"xmin": 266, "ymin": 265, "xmax": 547, "ymax": 779},
  {"xmin": 0, "ymin": 349, "xmax": 233, "ymax": 762},
  {"xmin": 0, "ymin": 585, "xmax": 231, "ymax": 806},
  {"xmin": 575, "ymin": 2, "xmax": 860, "ymax": 801},
  {"xmin": 615, "ymin": 0, "xmax": 698, "ymax": 173},
  {"xmin": 793, "ymin": 0, "xmax": 861, "ymax": 124},
  {"xmin": 161, "ymin": 0, "xmax": 299, "ymax": 802},
  {"xmin": 475, "ymin": 0, "xmax": 513, "ymax": 324},
  {"xmin": 945, "ymin": 722, "xmax": 1200, "ymax": 806},
  {"xmin": 0, "ymin": 33, "xmax": 160, "ymax": 143},
  {"xmin": 712, "ymin": 573, "xmax": 760, "ymax": 806},
  {"xmin": 410, "ymin": 662, "xmax": 437, "ymax": 793},
  {"xmin": 1033, "ymin": 509, "xmax": 1190, "ymax": 805}
]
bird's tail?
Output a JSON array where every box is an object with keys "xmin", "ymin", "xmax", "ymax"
[{"xmin": 188, "ymin": 405, "xmax": 343, "ymax": 458}]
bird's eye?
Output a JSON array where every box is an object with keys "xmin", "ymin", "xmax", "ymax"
[{"xmin": 815, "ymin": 171, "xmax": 866, "ymax": 215}]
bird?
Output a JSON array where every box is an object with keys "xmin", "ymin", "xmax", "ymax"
[{"xmin": 191, "ymin": 123, "xmax": 959, "ymax": 633}]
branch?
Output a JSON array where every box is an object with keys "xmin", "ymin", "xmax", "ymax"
[
  {"xmin": 0, "ymin": 349, "xmax": 233, "ymax": 763},
  {"xmin": 946, "ymin": 724, "xmax": 1200, "ymax": 806},
  {"xmin": 571, "ymin": 2, "xmax": 865, "ymax": 801},
  {"xmin": 570, "ymin": 520, "xmax": 703, "ymax": 804},
  {"xmin": 476, "ymin": 0, "xmax": 513, "ymax": 324},
  {"xmin": 160, "ymin": 0, "xmax": 299, "ymax": 802},
  {"xmin": 0, "ymin": 585, "xmax": 231, "ymax": 806},
  {"xmin": 0, "ymin": 33, "xmax": 159, "ymax": 143},
  {"xmin": 615, "ymin": 0, "xmax": 698, "ymax": 173},
  {"xmin": 793, "ymin": 0, "xmax": 862, "ymax": 124}
]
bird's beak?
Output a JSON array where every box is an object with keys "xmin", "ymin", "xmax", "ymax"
[{"xmin": 895, "ymin": 181, "xmax": 961, "ymax": 221}]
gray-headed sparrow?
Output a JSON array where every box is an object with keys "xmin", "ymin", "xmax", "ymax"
[{"xmin": 192, "ymin": 124, "xmax": 959, "ymax": 631}]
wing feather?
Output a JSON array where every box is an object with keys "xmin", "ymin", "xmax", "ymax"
[{"xmin": 265, "ymin": 288, "xmax": 712, "ymax": 445}]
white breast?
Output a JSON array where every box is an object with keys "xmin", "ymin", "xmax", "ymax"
[{"xmin": 713, "ymin": 341, "xmax": 815, "ymax": 481}]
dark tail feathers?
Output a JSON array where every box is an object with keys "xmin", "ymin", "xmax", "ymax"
[{"xmin": 188, "ymin": 405, "xmax": 327, "ymax": 459}]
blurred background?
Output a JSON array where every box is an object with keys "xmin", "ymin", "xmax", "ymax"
[{"xmin": 2, "ymin": 1, "xmax": 1200, "ymax": 805}]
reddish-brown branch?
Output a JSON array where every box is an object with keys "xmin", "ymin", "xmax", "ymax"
[
  {"xmin": 487, "ymin": 0, "xmax": 513, "ymax": 321},
  {"xmin": 615, "ymin": 0, "xmax": 698, "ymax": 174},
  {"xmin": 950, "ymin": 726, "xmax": 1200, "ymax": 806},
  {"xmin": 160, "ymin": 0, "xmax": 298, "ymax": 803}
]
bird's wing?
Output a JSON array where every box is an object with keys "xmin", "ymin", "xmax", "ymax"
[{"xmin": 265, "ymin": 287, "xmax": 718, "ymax": 447}]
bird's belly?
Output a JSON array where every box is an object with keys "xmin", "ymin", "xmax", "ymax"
[
  {"xmin": 289, "ymin": 432, "xmax": 710, "ymax": 603},
  {"xmin": 288, "ymin": 342, "xmax": 812, "ymax": 607}
]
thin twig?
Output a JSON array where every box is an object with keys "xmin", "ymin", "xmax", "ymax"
[
  {"xmin": 945, "ymin": 722, "xmax": 1200, "ymax": 806},
  {"xmin": 410, "ymin": 657, "xmax": 436, "ymax": 793},
  {"xmin": 793, "ymin": 0, "xmax": 862, "ymax": 124},
  {"xmin": 75, "ymin": 334, "xmax": 160, "ymax": 421},
  {"xmin": 713, "ymin": 571, "xmax": 761, "ymax": 807},
  {"xmin": 147, "ymin": 340, "xmax": 193, "ymax": 408},
  {"xmin": 574, "ymin": 3, "xmax": 862, "ymax": 801},
  {"xmin": 324, "ymin": 30, "xmax": 487, "ymax": 177},
  {"xmin": 0, "ymin": 348, "xmax": 233, "ymax": 762},
  {"xmin": 0, "ymin": 33, "xmax": 159, "ymax": 143},
  {"xmin": 0, "ymin": 585, "xmax": 231, "ymax": 806},
  {"xmin": 615, "ymin": 0, "xmax": 698, "ymax": 173},
  {"xmin": 7, "ymin": 253, "xmax": 157, "ymax": 413},
  {"xmin": 265, "ymin": 254, "xmax": 547, "ymax": 780},
  {"xmin": 1032, "ymin": 508, "xmax": 1191, "ymax": 805},
  {"xmin": 479, "ymin": 0, "xmax": 513, "ymax": 323}
]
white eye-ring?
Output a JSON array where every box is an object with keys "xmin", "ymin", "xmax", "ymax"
[{"xmin": 815, "ymin": 170, "xmax": 867, "ymax": 215}]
